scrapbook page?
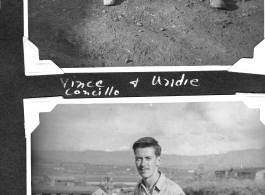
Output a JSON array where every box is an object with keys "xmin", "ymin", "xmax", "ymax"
[{"xmin": 20, "ymin": 0, "xmax": 265, "ymax": 195}]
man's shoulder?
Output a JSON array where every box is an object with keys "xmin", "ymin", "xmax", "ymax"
[
  {"xmin": 163, "ymin": 177, "xmax": 185, "ymax": 195},
  {"xmin": 164, "ymin": 177, "xmax": 180, "ymax": 187},
  {"xmin": 134, "ymin": 179, "xmax": 142, "ymax": 193}
]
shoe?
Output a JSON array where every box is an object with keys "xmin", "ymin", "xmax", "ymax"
[
  {"xmin": 210, "ymin": 0, "xmax": 226, "ymax": 8},
  {"xmin": 104, "ymin": 0, "xmax": 115, "ymax": 6}
]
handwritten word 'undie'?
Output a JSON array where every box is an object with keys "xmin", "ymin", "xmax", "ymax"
[
  {"xmin": 60, "ymin": 78, "xmax": 119, "ymax": 97},
  {"xmin": 152, "ymin": 74, "xmax": 200, "ymax": 87}
]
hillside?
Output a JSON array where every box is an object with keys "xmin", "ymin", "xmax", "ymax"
[{"xmin": 32, "ymin": 147, "xmax": 265, "ymax": 170}]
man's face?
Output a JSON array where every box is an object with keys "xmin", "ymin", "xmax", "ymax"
[{"xmin": 134, "ymin": 147, "xmax": 161, "ymax": 179}]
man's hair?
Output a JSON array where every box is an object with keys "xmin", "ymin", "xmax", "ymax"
[{"xmin": 132, "ymin": 137, "xmax": 162, "ymax": 157}]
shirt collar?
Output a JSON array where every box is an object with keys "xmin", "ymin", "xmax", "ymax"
[
  {"xmin": 138, "ymin": 172, "xmax": 166, "ymax": 192},
  {"xmin": 154, "ymin": 172, "xmax": 166, "ymax": 191}
]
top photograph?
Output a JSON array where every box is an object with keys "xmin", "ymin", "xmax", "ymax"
[{"xmin": 27, "ymin": 0, "xmax": 264, "ymax": 68}]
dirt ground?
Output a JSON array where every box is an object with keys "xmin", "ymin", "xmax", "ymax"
[{"xmin": 28, "ymin": 0, "xmax": 264, "ymax": 67}]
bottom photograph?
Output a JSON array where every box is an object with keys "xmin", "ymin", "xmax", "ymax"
[{"xmin": 31, "ymin": 101, "xmax": 265, "ymax": 195}]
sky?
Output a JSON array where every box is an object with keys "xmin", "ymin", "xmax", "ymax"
[{"xmin": 32, "ymin": 101, "xmax": 265, "ymax": 156}]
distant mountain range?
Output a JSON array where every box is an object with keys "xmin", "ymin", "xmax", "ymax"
[{"xmin": 32, "ymin": 147, "xmax": 265, "ymax": 170}]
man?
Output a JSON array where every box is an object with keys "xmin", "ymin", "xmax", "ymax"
[{"xmin": 132, "ymin": 137, "xmax": 185, "ymax": 195}]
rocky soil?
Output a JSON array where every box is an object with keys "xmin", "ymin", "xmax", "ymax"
[{"xmin": 28, "ymin": 0, "xmax": 264, "ymax": 67}]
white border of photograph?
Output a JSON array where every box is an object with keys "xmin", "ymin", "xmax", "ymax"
[
  {"xmin": 24, "ymin": 93, "xmax": 265, "ymax": 194},
  {"xmin": 23, "ymin": 0, "xmax": 265, "ymax": 76}
]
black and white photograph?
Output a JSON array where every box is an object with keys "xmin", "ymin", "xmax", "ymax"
[
  {"xmin": 30, "ymin": 100, "xmax": 265, "ymax": 195},
  {"xmin": 27, "ymin": 0, "xmax": 264, "ymax": 68},
  {"xmin": 1, "ymin": 1, "xmax": 265, "ymax": 195}
]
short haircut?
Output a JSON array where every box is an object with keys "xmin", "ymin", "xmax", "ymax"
[{"xmin": 132, "ymin": 137, "xmax": 162, "ymax": 157}]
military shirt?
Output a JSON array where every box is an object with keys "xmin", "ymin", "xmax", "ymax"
[{"xmin": 134, "ymin": 173, "xmax": 185, "ymax": 195}]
